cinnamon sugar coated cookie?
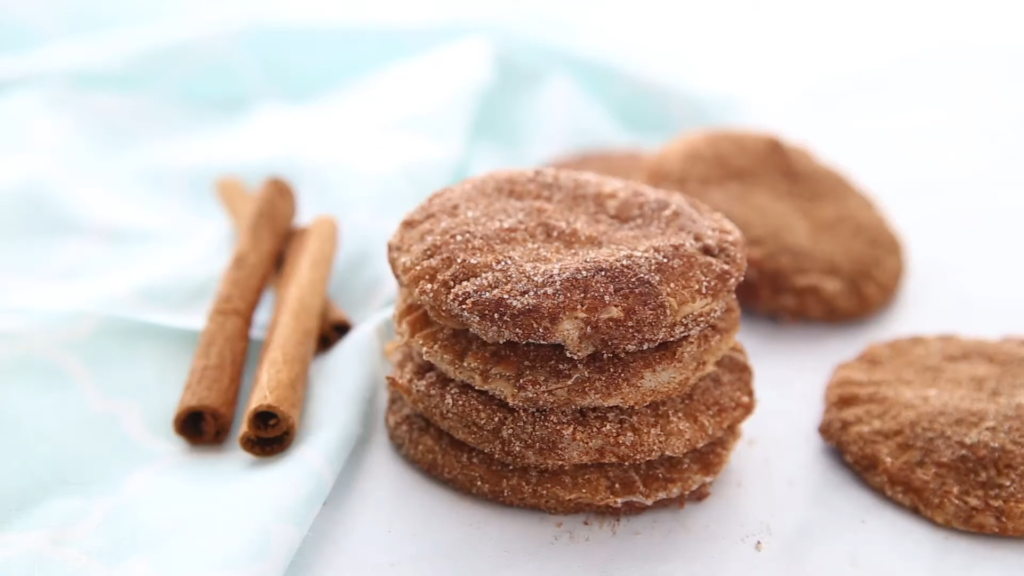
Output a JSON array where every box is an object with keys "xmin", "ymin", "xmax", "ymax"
[
  {"xmin": 645, "ymin": 130, "xmax": 903, "ymax": 321},
  {"xmin": 395, "ymin": 290, "xmax": 741, "ymax": 408},
  {"xmin": 547, "ymin": 150, "xmax": 648, "ymax": 181},
  {"xmin": 820, "ymin": 336, "xmax": 1024, "ymax": 536},
  {"xmin": 386, "ymin": 391, "xmax": 740, "ymax": 514},
  {"xmin": 388, "ymin": 168, "xmax": 746, "ymax": 357},
  {"xmin": 388, "ymin": 343, "xmax": 753, "ymax": 467}
]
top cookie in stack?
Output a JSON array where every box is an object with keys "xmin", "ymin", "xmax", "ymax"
[{"xmin": 385, "ymin": 168, "xmax": 753, "ymax": 514}]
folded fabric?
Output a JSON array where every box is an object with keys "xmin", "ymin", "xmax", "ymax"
[{"xmin": 0, "ymin": 25, "xmax": 723, "ymax": 576}]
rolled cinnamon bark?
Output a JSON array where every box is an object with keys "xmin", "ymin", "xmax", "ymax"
[
  {"xmin": 217, "ymin": 178, "xmax": 351, "ymax": 352},
  {"xmin": 239, "ymin": 216, "xmax": 338, "ymax": 456},
  {"xmin": 174, "ymin": 179, "xmax": 295, "ymax": 445}
]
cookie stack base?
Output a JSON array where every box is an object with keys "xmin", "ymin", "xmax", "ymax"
[
  {"xmin": 386, "ymin": 391, "xmax": 740, "ymax": 515},
  {"xmin": 387, "ymin": 342, "xmax": 753, "ymax": 468}
]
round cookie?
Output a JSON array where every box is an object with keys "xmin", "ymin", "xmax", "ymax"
[
  {"xmin": 645, "ymin": 130, "xmax": 903, "ymax": 322},
  {"xmin": 394, "ymin": 290, "xmax": 741, "ymax": 408},
  {"xmin": 547, "ymin": 150, "xmax": 647, "ymax": 181},
  {"xmin": 388, "ymin": 343, "xmax": 753, "ymax": 467},
  {"xmin": 820, "ymin": 336, "xmax": 1024, "ymax": 536},
  {"xmin": 388, "ymin": 168, "xmax": 746, "ymax": 358},
  {"xmin": 386, "ymin": 391, "xmax": 740, "ymax": 514}
]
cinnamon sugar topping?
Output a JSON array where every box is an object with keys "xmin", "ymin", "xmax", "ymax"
[
  {"xmin": 388, "ymin": 168, "xmax": 745, "ymax": 357},
  {"xmin": 821, "ymin": 336, "xmax": 1024, "ymax": 535}
]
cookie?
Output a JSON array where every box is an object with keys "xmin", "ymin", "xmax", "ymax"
[
  {"xmin": 388, "ymin": 168, "xmax": 746, "ymax": 358},
  {"xmin": 547, "ymin": 150, "xmax": 647, "ymax": 181},
  {"xmin": 388, "ymin": 342, "xmax": 753, "ymax": 467},
  {"xmin": 386, "ymin": 390, "xmax": 740, "ymax": 514},
  {"xmin": 820, "ymin": 336, "xmax": 1024, "ymax": 536},
  {"xmin": 645, "ymin": 130, "xmax": 903, "ymax": 321},
  {"xmin": 394, "ymin": 290, "xmax": 740, "ymax": 408}
]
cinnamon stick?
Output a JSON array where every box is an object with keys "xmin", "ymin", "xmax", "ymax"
[
  {"xmin": 174, "ymin": 179, "xmax": 295, "ymax": 444},
  {"xmin": 217, "ymin": 177, "xmax": 351, "ymax": 352},
  {"xmin": 239, "ymin": 216, "xmax": 338, "ymax": 456}
]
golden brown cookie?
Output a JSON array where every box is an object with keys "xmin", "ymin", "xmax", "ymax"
[
  {"xmin": 820, "ymin": 336, "xmax": 1024, "ymax": 536},
  {"xmin": 394, "ymin": 290, "xmax": 740, "ymax": 408},
  {"xmin": 547, "ymin": 150, "xmax": 647, "ymax": 181},
  {"xmin": 386, "ymin": 390, "xmax": 741, "ymax": 514},
  {"xmin": 388, "ymin": 168, "xmax": 746, "ymax": 358},
  {"xmin": 645, "ymin": 130, "xmax": 903, "ymax": 322},
  {"xmin": 388, "ymin": 342, "xmax": 753, "ymax": 467}
]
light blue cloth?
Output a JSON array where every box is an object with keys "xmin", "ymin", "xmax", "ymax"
[{"xmin": 0, "ymin": 24, "xmax": 722, "ymax": 576}]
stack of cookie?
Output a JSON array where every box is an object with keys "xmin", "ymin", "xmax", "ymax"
[{"xmin": 385, "ymin": 168, "xmax": 754, "ymax": 514}]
